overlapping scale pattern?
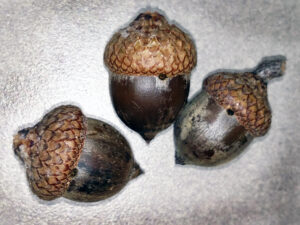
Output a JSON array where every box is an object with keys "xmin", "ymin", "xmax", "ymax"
[
  {"xmin": 104, "ymin": 12, "xmax": 196, "ymax": 77},
  {"xmin": 204, "ymin": 73, "xmax": 271, "ymax": 136},
  {"xmin": 13, "ymin": 105, "xmax": 87, "ymax": 200}
]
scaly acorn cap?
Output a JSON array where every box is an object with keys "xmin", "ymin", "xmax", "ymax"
[
  {"xmin": 204, "ymin": 56, "xmax": 286, "ymax": 137},
  {"xmin": 104, "ymin": 11, "xmax": 197, "ymax": 77},
  {"xmin": 13, "ymin": 105, "xmax": 87, "ymax": 200}
]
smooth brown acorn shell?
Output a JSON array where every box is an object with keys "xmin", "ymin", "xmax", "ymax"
[
  {"xmin": 174, "ymin": 90, "xmax": 254, "ymax": 166},
  {"xmin": 110, "ymin": 72, "xmax": 190, "ymax": 142},
  {"xmin": 63, "ymin": 118, "xmax": 143, "ymax": 202}
]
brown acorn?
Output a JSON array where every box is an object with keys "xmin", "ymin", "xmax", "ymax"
[
  {"xmin": 63, "ymin": 118, "xmax": 143, "ymax": 202},
  {"xmin": 13, "ymin": 105, "xmax": 142, "ymax": 201},
  {"xmin": 174, "ymin": 56, "xmax": 286, "ymax": 166},
  {"xmin": 104, "ymin": 11, "xmax": 196, "ymax": 142}
]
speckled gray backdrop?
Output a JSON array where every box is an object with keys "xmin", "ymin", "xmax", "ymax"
[{"xmin": 0, "ymin": 0, "xmax": 299, "ymax": 224}]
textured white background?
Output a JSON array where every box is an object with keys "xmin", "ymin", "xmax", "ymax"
[{"xmin": 0, "ymin": 0, "xmax": 299, "ymax": 224}]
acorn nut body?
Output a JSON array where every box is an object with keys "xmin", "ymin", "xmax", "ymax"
[
  {"xmin": 63, "ymin": 118, "xmax": 143, "ymax": 202},
  {"xmin": 174, "ymin": 56, "xmax": 286, "ymax": 166},
  {"xmin": 104, "ymin": 12, "xmax": 196, "ymax": 142},
  {"xmin": 13, "ymin": 105, "xmax": 142, "ymax": 201}
]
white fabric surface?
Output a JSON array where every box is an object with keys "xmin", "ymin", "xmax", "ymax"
[{"xmin": 0, "ymin": 0, "xmax": 299, "ymax": 224}]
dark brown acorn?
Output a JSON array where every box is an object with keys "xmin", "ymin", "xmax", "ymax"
[
  {"xmin": 13, "ymin": 105, "xmax": 142, "ymax": 201},
  {"xmin": 63, "ymin": 118, "xmax": 143, "ymax": 202},
  {"xmin": 104, "ymin": 11, "xmax": 196, "ymax": 142},
  {"xmin": 174, "ymin": 56, "xmax": 286, "ymax": 166}
]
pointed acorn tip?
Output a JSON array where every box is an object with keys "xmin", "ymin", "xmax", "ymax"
[
  {"xmin": 129, "ymin": 162, "xmax": 144, "ymax": 180},
  {"xmin": 175, "ymin": 152, "xmax": 186, "ymax": 165},
  {"xmin": 140, "ymin": 131, "xmax": 157, "ymax": 143}
]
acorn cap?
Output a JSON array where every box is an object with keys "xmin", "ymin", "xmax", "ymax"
[
  {"xmin": 203, "ymin": 56, "xmax": 286, "ymax": 137},
  {"xmin": 104, "ymin": 11, "xmax": 197, "ymax": 77},
  {"xmin": 13, "ymin": 105, "xmax": 87, "ymax": 200}
]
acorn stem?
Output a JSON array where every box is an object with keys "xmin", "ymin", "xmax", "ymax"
[{"xmin": 254, "ymin": 55, "xmax": 286, "ymax": 83}]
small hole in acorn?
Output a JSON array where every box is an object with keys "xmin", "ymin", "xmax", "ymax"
[
  {"xmin": 159, "ymin": 74, "xmax": 167, "ymax": 80},
  {"xmin": 70, "ymin": 168, "xmax": 78, "ymax": 177},
  {"xmin": 226, "ymin": 109, "xmax": 234, "ymax": 116}
]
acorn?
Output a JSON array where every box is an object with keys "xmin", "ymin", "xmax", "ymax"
[
  {"xmin": 104, "ymin": 11, "xmax": 196, "ymax": 142},
  {"xmin": 13, "ymin": 105, "xmax": 142, "ymax": 201},
  {"xmin": 174, "ymin": 56, "xmax": 286, "ymax": 166},
  {"xmin": 63, "ymin": 118, "xmax": 142, "ymax": 202}
]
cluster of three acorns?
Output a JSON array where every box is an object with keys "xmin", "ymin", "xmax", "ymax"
[{"xmin": 13, "ymin": 12, "xmax": 286, "ymax": 202}]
